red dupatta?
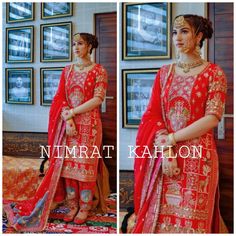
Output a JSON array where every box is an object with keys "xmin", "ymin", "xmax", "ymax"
[
  {"xmin": 133, "ymin": 66, "xmax": 171, "ymax": 233},
  {"xmin": 3, "ymin": 67, "xmax": 70, "ymax": 232}
]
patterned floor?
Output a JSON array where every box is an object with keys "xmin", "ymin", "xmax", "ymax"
[{"xmin": 3, "ymin": 194, "xmax": 117, "ymax": 234}]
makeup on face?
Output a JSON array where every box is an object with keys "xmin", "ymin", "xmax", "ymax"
[
  {"xmin": 73, "ymin": 37, "xmax": 89, "ymax": 58},
  {"xmin": 172, "ymin": 22, "xmax": 196, "ymax": 53}
]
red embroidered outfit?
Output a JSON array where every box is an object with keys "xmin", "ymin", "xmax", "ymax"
[
  {"xmin": 133, "ymin": 63, "xmax": 227, "ymax": 233},
  {"xmin": 3, "ymin": 63, "xmax": 108, "ymax": 232}
]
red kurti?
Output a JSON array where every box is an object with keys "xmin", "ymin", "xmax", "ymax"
[
  {"xmin": 3, "ymin": 63, "xmax": 108, "ymax": 232},
  {"xmin": 133, "ymin": 63, "xmax": 227, "ymax": 233},
  {"xmin": 61, "ymin": 64, "xmax": 107, "ymax": 182}
]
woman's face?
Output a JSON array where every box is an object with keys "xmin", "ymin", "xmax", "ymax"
[
  {"xmin": 172, "ymin": 20, "xmax": 197, "ymax": 54},
  {"xmin": 72, "ymin": 36, "xmax": 90, "ymax": 59}
]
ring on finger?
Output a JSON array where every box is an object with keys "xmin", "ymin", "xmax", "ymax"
[{"xmin": 173, "ymin": 168, "xmax": 180, "ymax": 175}]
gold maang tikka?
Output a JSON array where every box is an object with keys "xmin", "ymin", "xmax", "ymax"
[
  {"xmin": 174, "ymin": 15, "xmax": 185, "ymax": 29},
  {"xmin": 73, "ymin": 33, "xmax": 80, "ymax": 42},
  {"xmin": 174, "ymin": 16, "xmax": 186, "ymax": 58}
]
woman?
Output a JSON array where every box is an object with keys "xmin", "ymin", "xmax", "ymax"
[
  {"xmin": 132, "ymin": 15, "xmax": 227, "ymax": 233},
  {"xmin": 3, "ymin": 33, "xmax": 109, "ymax": 232}
]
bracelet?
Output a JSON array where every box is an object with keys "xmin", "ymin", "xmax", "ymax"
[
  {"xmin": 168, "ymin": 133, "xmax": 177, "ymax": 146},
  {"xmin": 62, "ymin": 108, "xmax": 70, "ymax": 121},
  {"xmin": 70, "ymin": 108, "xmax": 76, "ymax": 117},
  {"xmin": 173, "ymin": 167, "xmax": 180, "ymax": 175},
  {"xmin": 163, "ymin": 148, "xmax": 175, "ymax": 159},
  {"xmin": 163, "ymin": 149, "xmax": 171, "ymax": 158}
]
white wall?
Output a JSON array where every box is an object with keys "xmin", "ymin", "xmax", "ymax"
[
  {"xmin": 119, "ymin": 2, "xmax": 207, "ymax": 170},
  {"xmin": 2, "ymin": 3, "xmax": 116, "ymax": 132}
]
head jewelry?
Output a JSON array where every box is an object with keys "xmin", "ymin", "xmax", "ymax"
[
  {"xmin": 174, "ymin": 15, "xmax": 185, "ymax": 29},
  {"xmin": 73, "ymin": 33, "xmax": 80, "ymax": 42}
]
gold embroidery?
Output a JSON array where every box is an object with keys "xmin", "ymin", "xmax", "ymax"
[
  {"xmin": 159, "ymin": 216, "xmax": 171, "ymax": 232},
  {"xmin": 77, "ymin": 112, "xmax": 91, "ymax": 126},
  {"xmin": 96, "ymin": 74, "xmax": 107, "ymax": 83},
  {"xmin": 183, "ymin": 190, "xmax": 196, "ymax": 208},
  {"xmin": 94, "ymin": 66, "xmax": 108, "ymax": 100},
  {"xmin": 196, "ymin": 92, "xmax": 202, "ymax": 98},
  {"xmin": 156, "ymin": 217, "xmax": 207, "ymax": 233},
  {"xmin": 185, "ymin": 220, "xmax": 194, "ymax": 233},
  {"xmin": 165, "ymin": 183, "xmax": 182, "ymax": 207},
  {"xmin": 160, "ymin": 204, "xmax": 209, "ymax": 220},
  {"xmin": 186, "ymin": 173, "xmax": 199, "ymax": 190},
  {"xmin": 198, "ymin": 176, "xmax": 209, "ymax": 193},
  {"xmin": 69, "ymin": 88, "xmax": 84, "ymax": 107},
  {"xmin": 205, "ymin": 93, "xmax": 225, "ymax": 119},
  {"xmin": 205, "ymin": 67, "xmax": 226, "ymax": 120},
  {"xmin": 184, "ymin": 157, "xmax": 200, "ymax": 173},
  {"xmin": 208, "ymin": 80, "xmax": 227, "ymax": 93},
  {"xmin": 168, "ymin": 101, "xmax": 190, "ymax": 131},
  {"xmin": 202, "ymin": 164, "xmax": 211, "ymax": 175},
  {"xmin": 61, "ymin": 162, "xmax": 98, "ymax": 182},
  {"xmin": 94, "ymin": 86, "xmax": 106, "ymax": 99},
  {"xmin": 197, "ymin": 193, "xmax": 208, "ymax": 210}
]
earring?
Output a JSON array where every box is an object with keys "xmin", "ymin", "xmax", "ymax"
[
  {"xmin": 176, "ymin": 50, "xmax": 180, "ymax": 60},
  {"xmin": 195, "ymin": 43, "xmax": 201, "ymax": 56},
  {"xmin": 86, "ymin": 52, "xmax": 91, "ymax": 60}
]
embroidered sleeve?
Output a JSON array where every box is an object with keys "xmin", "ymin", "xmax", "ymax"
[
  {"xmin": 205, "ymin": 66, "xmax": 227, "ymax": 120},
  {"xmin": 94, "ymin": 66, "xmax": 108, "ymax": 101}
]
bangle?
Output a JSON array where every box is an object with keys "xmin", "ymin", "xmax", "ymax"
[
  {"xmin": 168, "ymin": 133, "xmax": 176, "ymax": 146},
  {"xmin": 70, "ymin": 108, "xmax": 76, "ymax": 117},
  {"xmin": 173, "ymin": 167, "xmax": 180, "ymax": 175},
  {"xmin": 163, "ymin": 149, "xmax": 170, "ymax": 158},
  {"xmin": 163, "ymin": 148, "xmax": 174, "ymax": 160}
]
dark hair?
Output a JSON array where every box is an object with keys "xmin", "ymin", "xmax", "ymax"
[
  {"xmin": 174, "ymin": 14, "xmax": 213, "ymax": 48},
  {"xmin": 73, "ymin": 32, "xmax": 98, "ymax": 54}
]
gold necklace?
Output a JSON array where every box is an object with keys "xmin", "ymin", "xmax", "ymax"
[
  {"xmin": 77, "ymin": 61, "xmax": 93, "ymax": 71},
  {"xmin": 177, "ymin": 58, "xmax": 204, "ymax": 73}
]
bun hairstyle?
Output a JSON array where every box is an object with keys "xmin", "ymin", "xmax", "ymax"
[
  {"xmin": 74, "ymin": 32, "xmax": 98, "ymax": 54},
  {"xmin": 174, "ymin": 14, "xmax": 213, "ymax": 48}
]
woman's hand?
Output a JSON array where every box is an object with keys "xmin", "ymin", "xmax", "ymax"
[
  {"xmin": 162, "ymin": 148, "xmax": 180, "ymax": 177},
  {"xmin": 127, "ymin": 213, "xmax": 136, "ymax": 233},
  {"xmin": 66, "ymin": 119, "xmax": 77, "ymax": 137},
  {"xmin": 154, "ymin": 134, "xmax": 172, "ymax": 149},
  {"xmin": 61, "ymin": 108, "xmax": 75, "ymax": 121}
]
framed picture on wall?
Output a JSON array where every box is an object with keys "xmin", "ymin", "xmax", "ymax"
[
  {"xmin": 40, "ymin": 67, "xmax": 63, "ymax": 105},
  {"xmin": 40, "ymin": 22, "xmax": 72, "ymax": 62},
  {"xmin": 122, "ymin": 68, "xmax": 158, "ymax": 128},
  {"xmin": 41, "ymin": 3, "xmax": 73, "ymax": 19},
  {"xmin": 5, "ymin": 68, "xmax": 34, "ymax": 104},
  {"xmin": 6, "ymin": 2, "xmax": 35, "ymax": 23},
  {"xmin": 122, "ymin": 3, "xmax": 171, "ymax": 60},
  {"xmin": 6, "ymin": 26, "xmax": 34, "ymax": 63}
]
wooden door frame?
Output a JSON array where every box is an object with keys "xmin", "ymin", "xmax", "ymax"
[
  {"xmin": 208, "ymin": 3, "xmax": 234, "ymax": 233},
  {"xmin": 94, "ymin": 12, "xmax": 117, "ymax": 193}
]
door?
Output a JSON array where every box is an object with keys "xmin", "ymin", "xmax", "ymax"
[
  {"xmin": 208, "ymin": 3, "xmax": 233, "ymax": 233},
  {"xmin": 95, "ymin": 12, "xmax": 117, "ymax": 192}
]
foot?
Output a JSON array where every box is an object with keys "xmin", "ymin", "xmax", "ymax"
[
  {"xmin": 50, "ymin": 201, "xmax": 64, "ymax": 210},
  {"xmin": 74, "ymin": 209, "xmax": 89, "ymax": 224},
  {"xmin": 63, "ymin": 206, "xmax": 78, "ymax": 222}
]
